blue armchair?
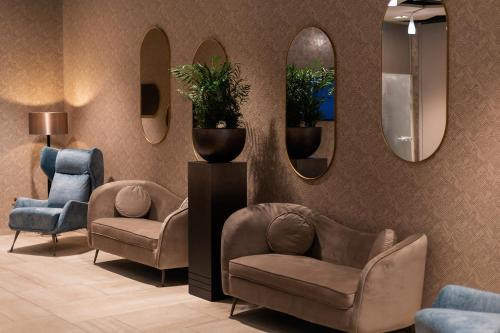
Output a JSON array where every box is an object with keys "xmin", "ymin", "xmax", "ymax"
[
  {"xmin": 9, "ymin": 146, "xmax": 104, "ymax": 255},
  {"xmin": 416, "ymin": 285, "xmax": 500, "ymax": 333}
]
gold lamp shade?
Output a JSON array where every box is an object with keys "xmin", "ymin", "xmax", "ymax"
[{"xmin": 29, "ymin": 112, "xmax": 68, "ymax": 135}]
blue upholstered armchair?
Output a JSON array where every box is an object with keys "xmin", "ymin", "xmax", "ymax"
[
  {"xmin": 9, "ymin": 146, "xmax": 104, "ymax": 255},
  {"xmin": 416, "ymin": 285, "xmax": 500, "ymax": 333}
]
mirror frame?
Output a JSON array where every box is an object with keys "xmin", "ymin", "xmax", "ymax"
[
  {"xmin": 380, "ymin": 1, "xmax": 449, "ymax": 163},
  {"xmin": 191, "ymin": 38, "xmax": 228, "ymax": 161},
  {"xmin": 140, "ymin": 25, "xmax": 171, "ymax": 145},
  {"xmin": 285, "ymin": 25, "xmax": 338, "ymax": 180}
]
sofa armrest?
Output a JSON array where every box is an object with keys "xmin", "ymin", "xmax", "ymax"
[
  {"xmin": 14, "ymin": 197, "xmax": 49, "ymax": 208},
  {"xmin": 432, "ymin": 285, "xmax": 500, "ymax": 314},
  {"xmin": 221, "ymin": 205, "xmax": 276, "ymax": 294},
  {"xmin": 351, "ymin": 234, "xmax": 428, "ymax": 333},
  {"xmin": 57, "ymin": 200, "xmax": 88, "ymax": 233},
  {"xmin": 156, "ymin": 208, "xmax": 188, "ymax": 269}
]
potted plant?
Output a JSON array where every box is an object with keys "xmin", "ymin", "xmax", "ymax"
[
  {"xmin": 286, "ymin": 63, "xmax": 334, "ymax": 159},
  {"xmin": 171, "ymin": 58, "xmax": 250, "ymax": 163}
]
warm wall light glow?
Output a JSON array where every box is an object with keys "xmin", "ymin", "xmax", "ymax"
[
  {"xmin": 408, "ymin": 15, "xmax": 416, "ymax": 35},
  {"xmin": 388, "ymin": 0, "xmax": 398, "ymax": 7}
]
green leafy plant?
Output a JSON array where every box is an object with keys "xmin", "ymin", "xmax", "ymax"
[
  {"xmin": 286, "ymin": 63, "xmax": 335, "ymax": 127},
  {"xmin": 171, "ymin": 57, "xmax": 250, "ymax": 129}
]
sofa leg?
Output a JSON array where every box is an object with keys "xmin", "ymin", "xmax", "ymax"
[
  {"xmin": 93, "ymin": 249, "xmax": 99, "ymax": 264},
  {"xmin": 51, "ymin": 234, "xmax": 57, "ymax": 256},
  {"xmin": 230, "ymin": 298, "xmax": 238, "ymax": 317},
  {"xmin": 408, "ymin": 324, "xmax": 416, "ymax": 333},
  {"xmin": 161, "ymin": 269, "xmax": 166, "ymax": 287},
  {"xmin": 8, "ymin": 231, "xmax": 20, "ymax": 253}
]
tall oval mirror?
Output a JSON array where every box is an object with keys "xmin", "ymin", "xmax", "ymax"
[
  {"xmin": 191, "ymin": 39, "xmax": 228, "ymax": 160},
  {"xmin": 382, "ymin": 0, "xmax": 447, "ymax": 162},
  {"xmin": 286, "ymin": 27, "xmax": 336, "ymax": 179},
  {"xmin": 140, "ymin": 27, "xmax": 170, "ymax": 144}
]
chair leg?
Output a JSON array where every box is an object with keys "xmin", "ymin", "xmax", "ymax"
[
  {"xmin": 161, "ymin": 269, "xmax": 166, "ymax": 287},
  {"xmin": 8, "ymin": 231, "xmax": 20, "ymax": 253},
  {"xmin": 230, "ymin": 298, "xmax": 238, "ymax": 317},
  {"xmin": 93, "ymin": 249, "xmax": 99, "ymax": 264},
  {"xmin": 51, "ymin": 234, "xmax": 57, "ymax": 256},
  {"xmin": 55, "ymin": 234, "xmax": 58, "ymax": 243}
]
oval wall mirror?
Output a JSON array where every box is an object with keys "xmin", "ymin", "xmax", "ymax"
[
  {"xmin": 140, "ymin": 27, "xmax": 170, "ymax": 144},
  {"xmin": 191, "ymin": 39, "xmax": 228, "ymax": 160},
  {"xmin": 286, "ymin": 27, "xmax": 336, "ymax": 179},
  {"xmin": 382, "ymin": 0, "xmax": 447, "ymax": 162}
]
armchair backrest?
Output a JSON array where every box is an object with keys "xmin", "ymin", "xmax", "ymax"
[{"xmin": 41, "ymin": 147, "xmax": 104, "ymax": 208}]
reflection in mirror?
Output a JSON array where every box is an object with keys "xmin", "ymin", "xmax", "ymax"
[
  {"xmin": 140, "ymin": 27, "xmax": 170, "ymax": 144},
  {"xmin": 193, "ymin": 39, "xmax": 227, "ymax": 67},
  {"xmin": 191, "ymin": 39, "xmax": 228, "ymax": 160},
  {"xmin": 382, "ymin": 0, "xmax": 447, "ymax": 161},
  {"xmin": 286, "ymin": 27, "xmax": 336, "ymax": 179}
]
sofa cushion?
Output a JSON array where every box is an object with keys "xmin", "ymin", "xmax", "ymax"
[
  {"xmin": 115, "ymin": 185, "xmax": 151, "ymax": 218},
  {"xmin": 266, "ymin": 212, "xmax": 315, "ymax": 255},
  {"xmin": 415, "ymin": 308, "xmax": 500, "ymax": 333},
  {"xmin": 368, "ymin": 229, "xmax": 397, "ymax": 260},
  {"xmin": 9, "ymin": 207, "xmax": 62, "ymax": 232},
  {"xmin": 91, "ymin": 217, "xmax": 162, "ymax": 250},
  {"xmin": 48, "ymin": 173, "xmax": 90, "ymax": 208},
  {"xmin": 229, "ymin": 253, "xmax": 361, "ymax": 309}
]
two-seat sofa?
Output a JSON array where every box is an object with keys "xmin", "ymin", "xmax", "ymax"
[
  {"xmin": 221, "ymin": 203, "xmax": 428, "ymax": 333},
  {"xmin": 87, "ymin": 180, "xmax": 188, "ymax": 285}
]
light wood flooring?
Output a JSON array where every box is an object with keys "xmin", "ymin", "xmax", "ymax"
[{"xmin": 0, "ymin": 231, "xmax": 340, "ymax": 333}]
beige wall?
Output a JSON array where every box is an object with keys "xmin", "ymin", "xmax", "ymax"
[
  {"xmin": 0, "ymin": 0, "xmax": 498, "ymax": 306},
  {"xmin": 0, "ymin": 0, "xmax": 64, "ymax": 234}
]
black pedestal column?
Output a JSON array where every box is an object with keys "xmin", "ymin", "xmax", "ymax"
[{"xmin": 188, "ymin": 161, "xmax": 247, "ymax": 301}]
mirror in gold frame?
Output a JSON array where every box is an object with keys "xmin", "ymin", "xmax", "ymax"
[
  {"xmin": 382, "ymin": 0, "xmax": 447, "ymax": 162},
  {"xmin": 286, "ymin": 27, "xmax": 336, "ymax": 180},
  {"xmin": 191, "ymin": 39, "xmax": 228, "ymax": 160},
  {"xmin": 140, "ymin": 27, "xmax": 170, "ymax": 144}
]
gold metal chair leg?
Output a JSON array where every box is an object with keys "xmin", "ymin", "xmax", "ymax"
[
  {"xmin": 93, "ymin": 249, "xmax": 99, "ymax": 264},
  {"xmin": 8, "ymin": 231, "xmax": 20, "ymax": 253},
  {"xmin": 51, "ymin": 234, "xmax": 57, "ymax": 256},
  {"xmin": 230, "ymin": 298, "xmax": 238, "ymax": 317}
]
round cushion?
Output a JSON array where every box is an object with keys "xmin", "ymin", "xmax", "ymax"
[
  {"xmin": 115, "ymin": 185, "xmax": 151, "ymax": 218},
  {"xmin": 266, "ymin": 212, "xmax": 315, "ymax": 255}
]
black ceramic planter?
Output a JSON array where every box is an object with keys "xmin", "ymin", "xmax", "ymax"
[
  {"xmin": 193, "ymin": 128, "xmax": 246, "ymax": 163},
  {"xmin": 286, "ymin": 127, "xmax": 322, "ymax": 159}
]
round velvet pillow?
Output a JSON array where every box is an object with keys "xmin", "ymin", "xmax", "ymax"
[
  {"xmin": 266, "ymin": 212, "xmax": 315, "ymax": 255},
  {"xmin": 115, "ymin": 185, "xmax": 151, "ymax": 218}
]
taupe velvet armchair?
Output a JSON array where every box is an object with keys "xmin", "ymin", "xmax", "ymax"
[
  {"xmin": 221, "ymin": 203, "xmax": 428, "ymax": 333},
  {"xmin": 87, "ymin": 180, "xmax": 188, "ymax": 286}
]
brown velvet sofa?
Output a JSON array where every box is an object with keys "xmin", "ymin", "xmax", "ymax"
[
  {"xmin": 87, "ymin": 180, "xmax": 188, "ymax": 285},
  {"xmin": 221, "ymin": 203, "xmax": 428, "ymax": 333}
]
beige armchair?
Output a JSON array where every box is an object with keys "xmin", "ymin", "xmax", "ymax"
[
  {"xmin": 221, "ymin": 203, "xmax": 428, "ymax": 333},
  {"xmin": 87, "ymin": 180, "xmax": 188, "ymax": 286}
]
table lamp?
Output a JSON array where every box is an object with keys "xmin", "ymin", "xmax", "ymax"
[{"xmin": 29, "ymin": 112, "xmax": 68, "ymax": 147}]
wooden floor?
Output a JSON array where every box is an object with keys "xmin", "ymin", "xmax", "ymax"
[{"xmin": 0, "ymin": 231, "xmax": 340, "ymax": 333}]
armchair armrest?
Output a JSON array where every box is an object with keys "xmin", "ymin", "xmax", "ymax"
[
  {"xmin": 221, "ymin": 204, "xmax": 276, "ymax": 294},
  {"xmin": 156, "ymin": 208, "xmax": 188, "ymax": 269},
  {"xmin": 56, "ymin": 200, "xmax": 88, "ymax": 233},
  {"xmin": 351, "ymin": 234, "xmax": 428, "ymax": 333},
  {"xmin": 14, "ymin": 197, "xmax": 48, "ymax": 208},
  {"xmin": 87, "ymin": 182, "xmax": 125, "ymax": 247},
  {"xmin": 432, "ymin": 285, "xmax": 500, "ymax": 314}
]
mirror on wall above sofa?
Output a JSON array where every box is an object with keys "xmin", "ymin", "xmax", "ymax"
[
  {"xmin": 140, "ymin": 27, "xmax": 170, "ymax": 144},
  {"xmin": 193, "ymin": 39, "xmax": 227, "ymax": 67},
  {"xmin": 286, "ymin": 27, "xmax": 336, "ymax": 179},
  {"xmin": 382, "ymin": 0, "xmax": 447, "ymax": 162}
]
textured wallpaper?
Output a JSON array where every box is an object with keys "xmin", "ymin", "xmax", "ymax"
[
  {"xmin": 0, "ymin": 0, "xmax": 64, "ymax": 234},
  {"xmin": 0, "ymin": 0, "xmax": 496, "ymax": 306}
]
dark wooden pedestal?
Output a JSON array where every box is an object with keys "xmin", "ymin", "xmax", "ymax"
[
  {"xmin": 188, "ymin": 161, "xmax": 247, "ymax": 301},
  {"xmin": 290, "ymin": 158, "xmax": 328, "ymax": 178}
]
